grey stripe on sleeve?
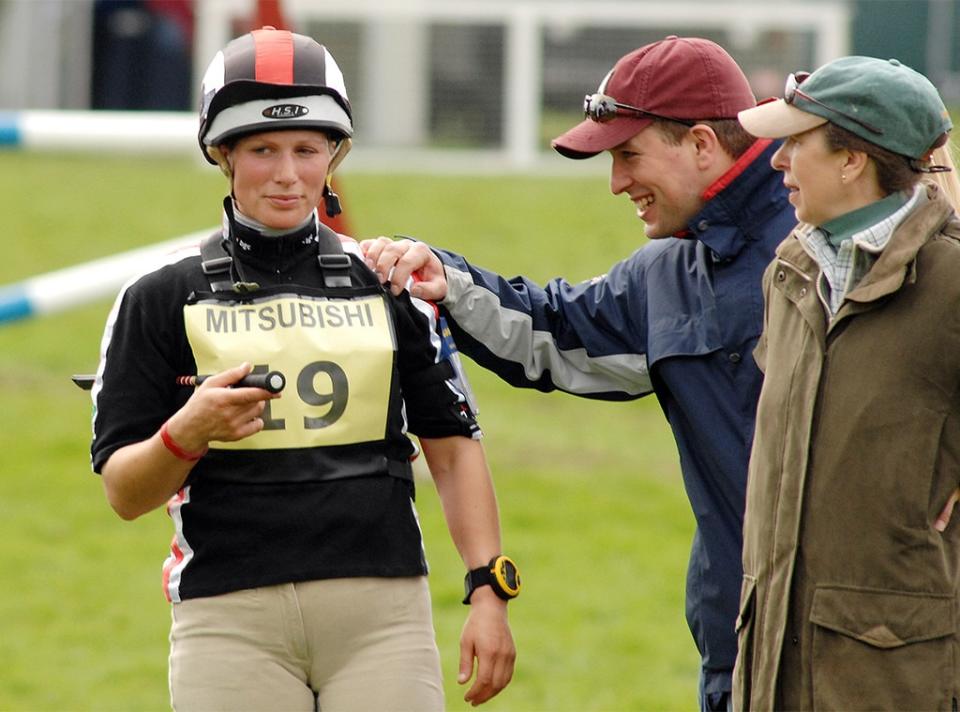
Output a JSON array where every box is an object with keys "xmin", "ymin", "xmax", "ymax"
[{"xmin": 444, "ymin": 268, "xmax": 652, "ymax": 397}]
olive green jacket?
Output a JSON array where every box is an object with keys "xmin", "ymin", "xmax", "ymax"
[{"xmin": 734, "ymin": 184, "xmax": 960, "ymax": 710}]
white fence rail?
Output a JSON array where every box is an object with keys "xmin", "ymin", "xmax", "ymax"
[
  {"xmin": 0, "ymin": 230, "xmax": 210, "ymax": 325},
  {"xmin": 197, "ymin": 0, "xmax": 850, "ymax": 170},
  {"xmin": 2, "ymin": 0, "xmax": 851, "ymax": 172}
]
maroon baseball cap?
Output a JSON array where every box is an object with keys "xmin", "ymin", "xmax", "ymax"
[{"xmin": 552, "ymin": 36, "xmax": 757, "ymax": 159}]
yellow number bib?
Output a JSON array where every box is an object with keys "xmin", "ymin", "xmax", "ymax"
[{"xmin": 184, "ymin": 293, "xmax": 395, "ymax": 450}]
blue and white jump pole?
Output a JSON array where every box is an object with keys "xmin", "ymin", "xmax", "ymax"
[
  {"xmin": 0, "ymin": 229, "xmax": 213, "ymax": 325},
  {"xmin": 0, "ymin": 110, "xmax": 196, "ymax": 153},
  {"xmin": 0, "ymin": 110, "xmax": 214, "ymax": 325}
]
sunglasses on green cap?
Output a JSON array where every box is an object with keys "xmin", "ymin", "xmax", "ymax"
[
  {"xmin": 742, "ymin": 57, "xmax": 953, "ymax": 173},
  {"xmin": 784, "ymin": 72, "xmax": 885, "ymax": 137}
]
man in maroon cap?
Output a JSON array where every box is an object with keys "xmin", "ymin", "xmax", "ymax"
[{"xmin": 363, "ymin": 36, "xmax": 795, "ymax": 710}]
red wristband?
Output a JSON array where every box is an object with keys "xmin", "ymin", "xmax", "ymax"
[{"xmin": 159, "ymin": 421, "xmax": 208, "ymax": 462}]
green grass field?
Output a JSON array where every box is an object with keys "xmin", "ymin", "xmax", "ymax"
[{"xmin": 0, "ymin": 151, "xmax": 698, "ymax": 711}]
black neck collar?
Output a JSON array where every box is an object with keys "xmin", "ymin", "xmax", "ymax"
[{"xmin": 222, "ymin": 197, "xmax": 322, "ymax": 268}]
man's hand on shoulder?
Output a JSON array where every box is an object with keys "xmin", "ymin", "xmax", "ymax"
[{"xmin": 360, "ymin": 236, "xmax": 448, "ymax": 300}]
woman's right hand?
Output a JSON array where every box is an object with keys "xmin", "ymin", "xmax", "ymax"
[
  {"xmin": 164, "ymin": 362, "xmax": 280, "ymax": 453},
  {"xmin": 101, "ymin": 362, "xmax": 280, "ymax": 520}
]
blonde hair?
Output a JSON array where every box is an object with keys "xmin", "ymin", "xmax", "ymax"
[{"xmin": 929, "ymin": 141, "xmax": 960, "ymax": 209}]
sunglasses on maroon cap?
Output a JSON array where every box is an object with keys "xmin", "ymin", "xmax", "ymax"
[
  {"xmin": 583, "ymin": 92, "xmax": 695, "ymax": 126},
  {"xmin": 784, "ymin": 72, "xmax": 884, "ymax": 136}
]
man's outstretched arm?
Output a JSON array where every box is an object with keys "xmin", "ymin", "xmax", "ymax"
[{"xmin": 361, "ymin": 236, "xmax": 653, "ymax": 400}]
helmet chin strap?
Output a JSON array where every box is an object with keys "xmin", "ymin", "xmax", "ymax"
[
  {"xmin": 207, "ymin": 145, "xmax": 233, "ymax": 179},
  {"xmin": 328, "ymin": 137, "xmax": 352, "ymax": 174},
  {"xmin": 324, "ymin": 137, "xmax": 352, "ymax": 217}
]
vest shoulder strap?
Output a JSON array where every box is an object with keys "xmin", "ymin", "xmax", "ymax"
[
  {"xmin": 315, "ymin": 223, "xmax": 353, "ymax": 288},
  {"xmin": 199, "ymin": 232, "xmax": 236, "ymax": 292}
]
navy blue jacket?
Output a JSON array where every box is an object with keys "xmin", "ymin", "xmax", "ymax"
[{"xmin": 434, "ymin": 141, "xmax": 795, "ymax": 695}]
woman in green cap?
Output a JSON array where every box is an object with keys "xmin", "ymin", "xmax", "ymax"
[{"xmin": 733, "ymin": 56, "xmax": 960, "ymax": 709}]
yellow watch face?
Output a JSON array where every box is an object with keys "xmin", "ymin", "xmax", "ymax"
[{"xmin": 492, "ymin": 556, "xmax": 521, "ymax": 598}]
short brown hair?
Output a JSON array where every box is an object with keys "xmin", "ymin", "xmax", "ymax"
[
  {"xmin": 823, "ymin": 123, "xmax": 921, "ymax": 194},
  {"xmin": 653, "ymin": 118, "xmax": 757, "ymax": 159}
]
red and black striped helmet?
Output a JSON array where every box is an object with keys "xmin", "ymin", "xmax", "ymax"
[{"xmin": 198, "ymin": 27, "xmax": 353, "ymax": 165}]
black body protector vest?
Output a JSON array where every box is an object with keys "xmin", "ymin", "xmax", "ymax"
[{"xmin": 184, "ymin": 214, "xmax": 445, "ymax": 486}]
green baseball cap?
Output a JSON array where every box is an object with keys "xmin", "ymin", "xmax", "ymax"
[{"xmin": 739, "ymin": 56, "xmax": 951, "ymax": 160}]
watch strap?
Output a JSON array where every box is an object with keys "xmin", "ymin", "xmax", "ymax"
[
  {"xmin": 462, "ymin": 555, "xmax": 520, "ymax": 604},
  {"xmin": 462, "ymin": 565, "xmax": 492, "ymax": 605}
]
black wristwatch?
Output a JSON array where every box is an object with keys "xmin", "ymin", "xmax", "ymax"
[{"xmin": 462, "ymin": 555, "xmax": 521, "ymax": 604}]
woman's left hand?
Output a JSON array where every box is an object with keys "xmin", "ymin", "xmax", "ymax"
[{"xmin": 458, "ymin": 586, "xmax": 516, "ymax": 706}]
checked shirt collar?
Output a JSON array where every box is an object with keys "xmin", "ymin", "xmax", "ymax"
[{"xmin": 800, "ymin": 185, "xmax": 922, "ymax": 316}]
